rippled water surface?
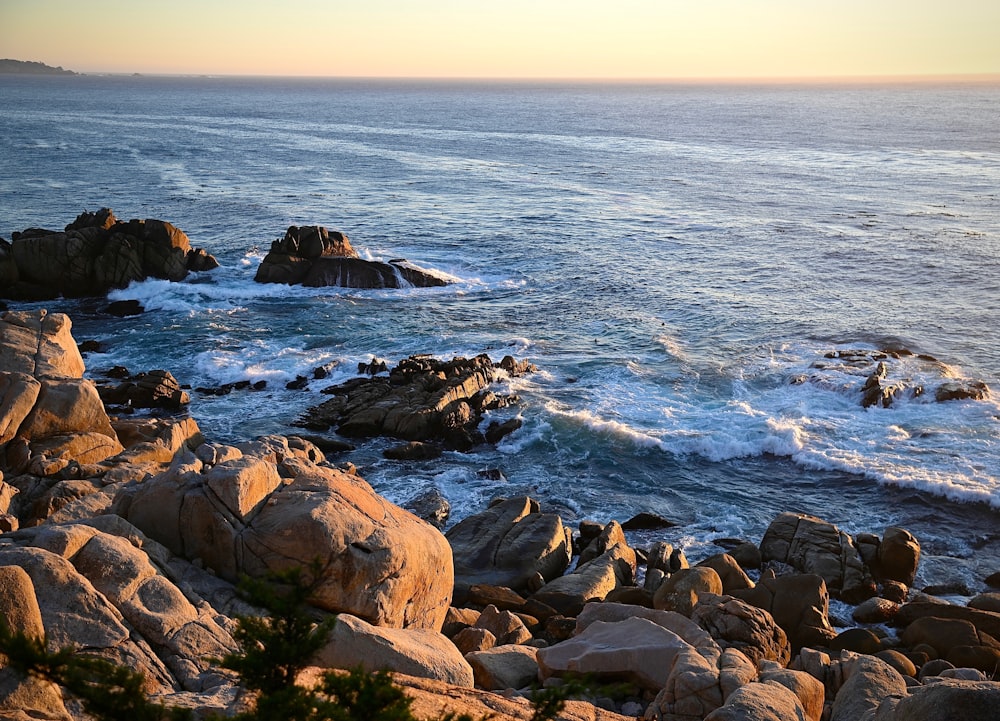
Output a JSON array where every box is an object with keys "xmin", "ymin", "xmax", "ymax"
[{"xmin": 2, "ymin": 75, "xmax": 998, "ymax": 585}]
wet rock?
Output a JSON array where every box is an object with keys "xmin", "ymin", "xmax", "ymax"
[
  {"xmin": 254, "ymin": 225, "xmax": 449, "ymax": 288},
  {"xmin": 106, "ymin": 299, "xmax": 144, "ymax": 317},
  {"xmin": 935, "ymin": 380, "xmax": 990, "ymax": 402},
  {"xmin": 620, "ymin": 511, "xmax": 676, "ymax": 531},
  {"xmin": 299, "ymin": 353, "xmax": 532, "ymax": 451},
  {"xmin": 383, "ymin": 440, "xmax": 443, "ymax": 460},
  {"xmin": 403, "ymin": 487, "xmax": 451, "ymax": 528}
]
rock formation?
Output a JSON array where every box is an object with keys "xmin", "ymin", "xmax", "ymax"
[
  {"xmin": 299, "ymin": 353, "xmax": 535, "ymax": 451},
  {"xmin": 254, "ymin": 225, "xmax": 450, "ymax": 288},
  {"xmin": 0, "ymin": 209, "xmax": 218, "ymax": 300}
]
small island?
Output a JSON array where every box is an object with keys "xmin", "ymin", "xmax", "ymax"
[{"xmin": 0, "ymin": 58, "xmax": 77, "ymax": 75}]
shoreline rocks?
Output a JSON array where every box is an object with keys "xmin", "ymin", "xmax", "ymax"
[{"xmin": 3, "ymin": 309, "xmax": 1000, "ymax": 720}]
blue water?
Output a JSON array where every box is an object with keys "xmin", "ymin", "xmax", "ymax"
[{"xmin": 2, "ymin": 75, "xmax": 999, "ymax": 589}]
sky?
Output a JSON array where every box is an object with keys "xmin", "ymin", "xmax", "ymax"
[{"xmin": 2, "ymin": 0, "xmax": 999, "ymax": 80}]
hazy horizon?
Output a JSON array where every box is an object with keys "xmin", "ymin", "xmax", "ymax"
[{"xmin": 2, "ymin": 1, "xmax": 998, "ymax": 81}]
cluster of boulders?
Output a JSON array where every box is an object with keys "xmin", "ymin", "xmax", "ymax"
[
  {"xmin": 793, "ymin": 348, "xmax": 992, "ymax": 408},
  {"xmin": 2, "ymin": 310, "xmax": 1000, "ymax": 720},
  {"xmin": 254, "ymin": 225, "xmax": 450, "ymax": 289},
  {"xmin": 0, "ymin": 209, "xmax": 218, "ymax": 300},
  {"xmin": 298, "ymin": 353, "xmax": 536, "ymax": 453}
]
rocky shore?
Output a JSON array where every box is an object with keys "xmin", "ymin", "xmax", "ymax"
[{"xmin": 1, "ymin": 308, "xmax": 999, "ymax": 720}]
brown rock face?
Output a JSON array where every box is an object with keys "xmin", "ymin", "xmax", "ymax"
[
  {"xmin": 1, "ymin": 312, "xmax": 124, "ymax": 474},
  {"xmin": 116, "ymin": 451, "xmax": 454, "ymax": 630},
  {"xmin": 2, "ymin": 209, "xmax": 217, "ymax": 299}
]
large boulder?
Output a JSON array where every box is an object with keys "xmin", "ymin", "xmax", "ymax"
[
  {"xmin": 0, "ymin": 372, "xmax": 40, "ymax": 444},
  {"xmin": 115, "ymin": 450, "xmax": 454, "ymax": 630},
  {"xmin": 254, "ymin": 225, "xmax": 448, "ymax": 289},
  {"xmin": 0, "ymin": 311, "xmax": 85, "ymax": 379},
  {"xmin": 447, "ymin": 496, "xmax": 572, "ymax": 602},
  {"xmin": 315, "ymin": 613, "xmax": 474, "ymax": 688},
  {"xmin": 653, "ymin": 567, "xmax": 724, "ymax": 616},
  {"xmin": 876, "ymin": 527, "xmax": 921, "ymax": 586},
  {"xmin": 829, "ymin": 653, "xmax": 906, "ymax": 721},
  {"xmin": 300, "ymin": 354, "xmax": 534, "ymax": 451},
  {"xmin": 760, "ymin": 512, "xmax": 876, "ymax": 603},
  {"xmin": 0, "ymin": 312, "xmax": 124, "ymax": 473},
  {"xmin": 0, "ymin": 565, "xmax": 71, "ymax": 720},
  {"xmin": 871, "ymin": 679, "xmax": 1000, "ymax": 721},
  {"xmin": 894, "ymin": 601, "xmax": 1000, "ymax": 642},
  {"xmin": 537, "ymin": 616, "xmax": 703, "ymax": 692},
  {"xmin": 466, "ymin": 645, "xmax": 539, "ymax": 691},
  {"xmin": 2, "ymin": 210, "xmax": 216, "ymax": 299}
]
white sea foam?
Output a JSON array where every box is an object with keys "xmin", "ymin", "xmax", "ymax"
[{"xmin": 521, "ymin": 340, "xmax": 1000, "ymax": 510}]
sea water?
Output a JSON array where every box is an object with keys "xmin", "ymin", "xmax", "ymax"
[{"xmin": 1, "ymin": 75, "xmax": 998, "ymax": 589}]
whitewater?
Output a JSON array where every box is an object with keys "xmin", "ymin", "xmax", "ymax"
[{"xmin": 1, "ymin": 75, "xmax": 998, "ymax": 587}]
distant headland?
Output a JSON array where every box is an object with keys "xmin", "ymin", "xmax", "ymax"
[{"xmin": 0, "ymin": 58, "xmax": 77, "ymax": 75}]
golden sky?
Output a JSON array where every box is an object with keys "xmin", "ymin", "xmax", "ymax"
[{"xmin": 2, "ymin": 0, "xmax": 999, "ymax": 79}]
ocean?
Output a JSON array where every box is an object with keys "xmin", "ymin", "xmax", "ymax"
[{"xmin": 2, "ymin": 74, "xmax": 998, "ymax": 593}]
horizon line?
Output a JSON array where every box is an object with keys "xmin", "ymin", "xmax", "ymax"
[{"xmin": 61, "ymin": 70, "xmax": 1000, "ymax": 85}]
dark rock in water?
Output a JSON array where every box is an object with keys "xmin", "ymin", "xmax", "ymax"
[
  {"xmin": 303, "ymin": 257, "xmax": 449, "ymax": 289},
  {"xmin": 358, "ymin": 357, "xmax": 388, "ymax": 376},
  {"xmin": 935, "ymin": 380, "xmax": 990, "ymax": 402},
  {"xmin": 1, "ymin": 208, "xmax": 218, "ymax": 300},
  {"xmin": 476, "ymin": 468, "xmax": 507, "ymax": 482},
  {"xmin": 920, "ymin": 581, "xmax": 973, "ymax": 596},
  {"xmin": 186, "ymin": 247, "xmax": 219, "ymax": 272},
  {"xmin": 286, "ymin": 375, "xmax": 309, "ymax": 390},
  {"xmin": 291, "ymin": 433, "xmax": 354, "ymax": 454},
  {"xmin": 252, "ymin": 380, "xmax": 267, "ymax": 391},
  {"xmin": 298, "ymin": 353, "xmax": 534, "ymax": 451},
  {"xmin": 829, "ymin": 627, "xmax": 883, "ymax": 655},
  {"xmin": 253, "ymin": 224, "xmax": 449, "ymax": 289},
  {"xmin": 78, "ymin": 340, "xmax": 104, "ymax": 354},
  {"xmin": 404, "ymin": 488, "xmax": 451, "ymax": 529},
  {"xmin": 484, "ymin": 418, "xmax": 522, "ymax": 444},
  {"xmin": 985, "ymin": 571, "xmax": 1000, "ymax": 589},
  {"xmin": 106, "ymin": 299, "xmax": 144, "ymax": 317},
  {"xmin": 621, "ymin": 512, "xmax": 676, "ymax": 531},
  {"xmin": 313, "ymin": 360, "xmax": 339, "ymax": 379},
  {"xmin": 383, "ymin": 441, "xmax": 443, "ymax": 461},
  {"xmin": 97, "ymin": 369, "xmax": 189, "ymax": 411}
]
